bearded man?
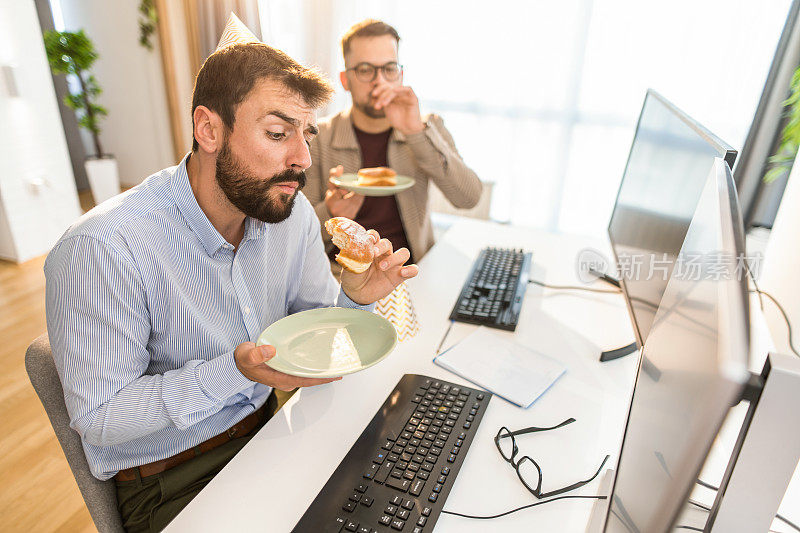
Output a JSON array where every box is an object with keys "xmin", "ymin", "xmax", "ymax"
[{"xmin": 43, "ymin": 20, "xmax": 417, "ymax": 533}]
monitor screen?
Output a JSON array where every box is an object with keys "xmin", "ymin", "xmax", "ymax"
[
  {"xmin": 603, "ymin": 159, "xmax": 749, "ymax": 533},
  {"xmin": 608, "ymin": 89, "xmax": 737, "ymax": 347}
]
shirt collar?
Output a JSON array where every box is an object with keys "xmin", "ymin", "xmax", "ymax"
[{"xmin": 172, "ymin": 153, "xmax": 266, "ymax": 255}]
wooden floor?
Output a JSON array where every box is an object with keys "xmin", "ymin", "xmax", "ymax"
[{"xmin": 0, "ymin": 190, "xmax": 96, "ymax": 532}]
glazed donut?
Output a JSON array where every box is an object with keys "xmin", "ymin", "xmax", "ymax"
[
  {"xmin": 324, "ymin": 217, "xmax": 375, "ymax": 273},
  {"xmin": 357, "ymin": 166, "xmax": 397, "ymax": 187}
]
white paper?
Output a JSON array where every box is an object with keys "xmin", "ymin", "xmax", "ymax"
[{"xmin": 433, "ymin": 327, "xmax": 566, "ymax": 408}]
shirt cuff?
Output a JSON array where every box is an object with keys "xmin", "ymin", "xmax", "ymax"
[
  {"xmin": 197, "ymin": 351, "xmax": 257, "ymax": 401},
  {"xmin": 337, "ymin": 287, "xmax": 376, "ymax": 312}
]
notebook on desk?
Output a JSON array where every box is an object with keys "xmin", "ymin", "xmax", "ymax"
[{"xmin": 433, "ymin": 327, "xmax": 566, "ymax": 408}]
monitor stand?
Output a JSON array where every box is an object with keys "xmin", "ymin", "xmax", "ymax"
[
  {"xmin": 589, "ymin": 269, "xmax": 640, "ymax": 362},
  {"xmin": 600, "ymin": 342, "xmax": 638, "ymax": 362}
]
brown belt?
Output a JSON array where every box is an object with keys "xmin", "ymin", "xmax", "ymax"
[{"xmin": 114, "ymin": 404, "xmax": 266, "ymax": 482}]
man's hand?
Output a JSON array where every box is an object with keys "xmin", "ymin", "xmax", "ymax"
[
  {"xmin": 324, "ymin": 165, "xmax": 364, "ymax": 219},
  {"xmin": 234, "ymin": 342, "xmax": 341, "ymax": 391},
  {"xmin": 341, "ymin": 229, "xmax": 419, "ymax": 305},
  {"xmin": 372, "ymin": 82, "xmax": 425, "ymax": 136}
]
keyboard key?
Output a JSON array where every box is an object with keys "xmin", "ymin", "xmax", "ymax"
[
  {"xmin": 416, "ymin": 516, "xmax": 427, "ymax": 527},
  {"xmin": 391, "ymin": 495, "xmax": 404, "ymax": 505},
  {"xmin": 343, "ymin": 501, "xmax": 357, "ymax": 512},
  {"xmin": 389, "ymin": 453, "xmax": 401, "ymax": 463},
  {"xmin": 421, "ymin": 462, "xmax": 434, "ymax": 472},
  {"xmin": 477, "ymin": 393, "xmax": 485, "ymax": 400},
  {"xmin": 411, "ymin": 395, "xmax": 422, "ymax": 403},
  {"xmin": 430, "ymin": 447, "xmax": 442, "ymax": 456},
  {"xmin": 441, "ymin": 467, "xmax": 450, "ymax": 475},
  {"xmin": 375, "ymin": 462, "xmax": 393, "ymax": 484},
  {"xmin": 358, "ymin": 526, "xmax": 371, "ymax": 533},
  {"xmin": 349, "ymin": 493, "xmax": 361, "ymax": 502},
  {"xmin": 420, "ymin": 379, "xmax": 432, "ymax": 390},
  {"xmin": 422, "ymin": 506, "xmax": 432, "ymax": 516},
  {"xmin": 455, "ymin": 439, "xmax": 463, "ymax": 447},
  {"xmin": 345, "ymin": 520, "xmax": 359, "ymax": 531},
  {"xmin": 463, "ymin": 421, "xmax": 471, "ymax": 429},
  {"xmin": 391, "ymin": 469, "xmax": 404, "ymax": 479},
  {"xmin": 356, "ymin": 484, "xmax": 368, "ymax": 493},
  {"xmin": 361, "ymin": 496, "xmax": 373, "ymax": 507},
  {"xmin": 417, "ymin": 470, "xmax": 430, "ymax": 480},
  {"xmin": 438, "ymin": 475, "xmax": 446, "ymax": 484},
  {"xmin": 402, "ymin": 499, "xmax": 414, "ymax": 510},
  {"xmin": 413, "ymin": 528, "xmax": 423, "ymax": 533},
  {"xmin": 403, "ymin": 470, "xmax": 415, "ymax": 481},
  {"xmin": 379, "ymin": 515, "xmax": 393, "ymax": 526},
  {"xmin": 373, "ymin": 452, "xmax": 387, "ymax": 464},
  {"xmin": 448, "ymin": 454, "xmax": 457, "ymax": 463},
  {"xmin": 363, "ymin": 464, "xmax": 379, "ymax": 479},
  {"xmin": 428, "ymin": 493, "xmax": 438, "ymax": 503},
  {"xmin": 433, "ymin": 483, "xmax": 443, "ymax": 493},
  {"xmin": 386, "ymin": 477, "xmax": 411, "ymax": 492},
  {"xmin": 385, "ymin": 504, "xmax": 398, "ymax": 515},
  {"xmin": 397, "ymin": 509, "xmax": 410, "ymax": 520},
  {"xmin": 391, "ymin": 518, "xmax": 405, "ymax": 530},
  {"xmin": 333, "ymin": 517, "xmax": 346, "ymax": 530}
]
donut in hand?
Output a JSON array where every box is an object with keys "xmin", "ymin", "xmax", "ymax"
[{"xmin": 324, "ymin": 217, "xmax": 376, "ymax": 273}]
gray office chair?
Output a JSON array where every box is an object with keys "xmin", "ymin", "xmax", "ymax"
[{"xmin": 25, "ymin": 334, "xmax": 125, "ymax": 533}]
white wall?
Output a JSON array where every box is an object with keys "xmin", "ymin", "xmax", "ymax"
[
  {"xmin": 0, "ymin": 0, "xmax": 81, "ymax": 263},
  {"xmin": 58, "ymin": 0, "xmax": 176, "ymax": 185}
]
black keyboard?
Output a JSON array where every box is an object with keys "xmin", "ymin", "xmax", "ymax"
[
  {"xmin": 293, "ymin": 374, "xmax": 491, "ymax": 533},
  {"xmin": 449, "ymin": 247, "xmax": 532, "ymax": 331}
]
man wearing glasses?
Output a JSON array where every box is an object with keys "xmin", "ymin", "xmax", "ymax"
[{"xmin": 305, "ymin": 19, "xmax": 482, "ymax": 269}]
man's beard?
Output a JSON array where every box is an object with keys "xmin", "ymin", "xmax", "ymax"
[
  {"xmin": 215, "ymin": 140, "xmax": 306, "ymax": 224},
  {"xmin": 354, "ymin": 98, "xmax": 386, "ymax": 119}
]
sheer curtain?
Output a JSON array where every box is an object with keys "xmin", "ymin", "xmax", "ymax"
[{"xmin": 259, "ymin": 0, "xmax": 792, "ymax": 238}]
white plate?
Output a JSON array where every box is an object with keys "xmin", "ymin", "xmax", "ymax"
[
  {"xmin": 331, "ymin": 173, "xmax": 416, "ymax": 197},
  {"xmin": 255, "ymin": 307, "xmax": 397, "ymax": 378}
]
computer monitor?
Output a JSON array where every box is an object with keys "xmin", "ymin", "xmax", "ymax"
[
  {"xmin": 608, "ymin": 89, "xmax": 737, "ymax": 348},
  {"xmin": 602, "ymin": 158, "xmax": 749, "ymax": 533}
]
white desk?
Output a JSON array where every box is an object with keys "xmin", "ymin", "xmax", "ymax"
[{"xmin": 166, "ymin": 219, "xmax": 799, "ymax": 532}]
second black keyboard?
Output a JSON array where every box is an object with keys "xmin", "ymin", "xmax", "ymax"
[{"xmin": 449, "ymin": 247, "xmax": 532, "ymax": 331}]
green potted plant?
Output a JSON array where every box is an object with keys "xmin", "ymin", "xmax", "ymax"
[
  {"xmin": 758, "ymin": 63, "xmax": 800, "ymax": 357},
  {"xmin": 43, "ymin": 29, "xmax": 119, "ymax": 204}
]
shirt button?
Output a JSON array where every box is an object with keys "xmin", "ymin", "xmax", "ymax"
[{"xmin": 244, "ymin": 306, "xmax": 250, "ymax": 314}]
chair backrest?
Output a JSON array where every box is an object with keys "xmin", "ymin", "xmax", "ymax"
[
  {"xmin": 428, "ymin": 180, "xmax": 494, "ymax": 220},
  {"xmin": 25, "ymin": 334, "xmax": 124, "ymax": 533}
]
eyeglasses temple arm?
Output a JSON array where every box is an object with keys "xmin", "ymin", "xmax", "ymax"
[{"xmin": 502, "ymin": 417, "xmax": 577, "ymax": 438}]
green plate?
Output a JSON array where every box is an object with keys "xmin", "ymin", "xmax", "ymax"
[
  {"xmin": 255, "ymin": 307, "xmax": 398, "ymax": 378},
  {"xmin": 331, "ymin": 173, "xmax": 416, "ymax": 197}
]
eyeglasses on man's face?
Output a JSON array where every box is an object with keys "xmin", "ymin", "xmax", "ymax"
[
  {"xmin": 346, "ymin": 61, "xmax": 403, "ymax": 83},
  {"xmin": 495, "ymin": 418, "xmax": 610, "ymax": 499}
]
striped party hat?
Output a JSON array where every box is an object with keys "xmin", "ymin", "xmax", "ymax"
[{"xmin": 216, "ymin": 13, "xmax": 260, "ymax": 51}]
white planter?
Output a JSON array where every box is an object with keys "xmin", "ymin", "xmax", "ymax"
[
  {"xmin": 85, "ymin": 157, "xmax": 120, "ymax": 205},
  {"xmin": 759, "ymin": 156, "xmax": 800, "ymax": 356}
]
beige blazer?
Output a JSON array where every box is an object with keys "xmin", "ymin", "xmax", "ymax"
[{"xmin": 304, "ymin": 109, "xmax": 482, "ymax": 263}]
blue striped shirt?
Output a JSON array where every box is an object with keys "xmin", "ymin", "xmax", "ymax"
[{"xmin": 44, "ymin": 155, "xmax": 371, "ymax": 480}]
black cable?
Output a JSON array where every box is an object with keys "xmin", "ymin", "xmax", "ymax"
[
  {"xmin": 696, "ymin": 478, "xmax": 718, "ymax": 491},
  {"xmin": 748, "ymin": 287, "xmax": 800, "ymax": 358},
  {"xmin": 529, "ymin": 279, "xmax": 622, "ymax": 294},
  {"xmin": 696, "ymin": 479, "xmax": 800, "ymax": 532},
  {"xmin": 675, "ymin": 526, "xmax": 704, "ymax": 531},
  {"xmin": 441, "ymin": 494, "xmax": 605, "ymax": 520}
]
